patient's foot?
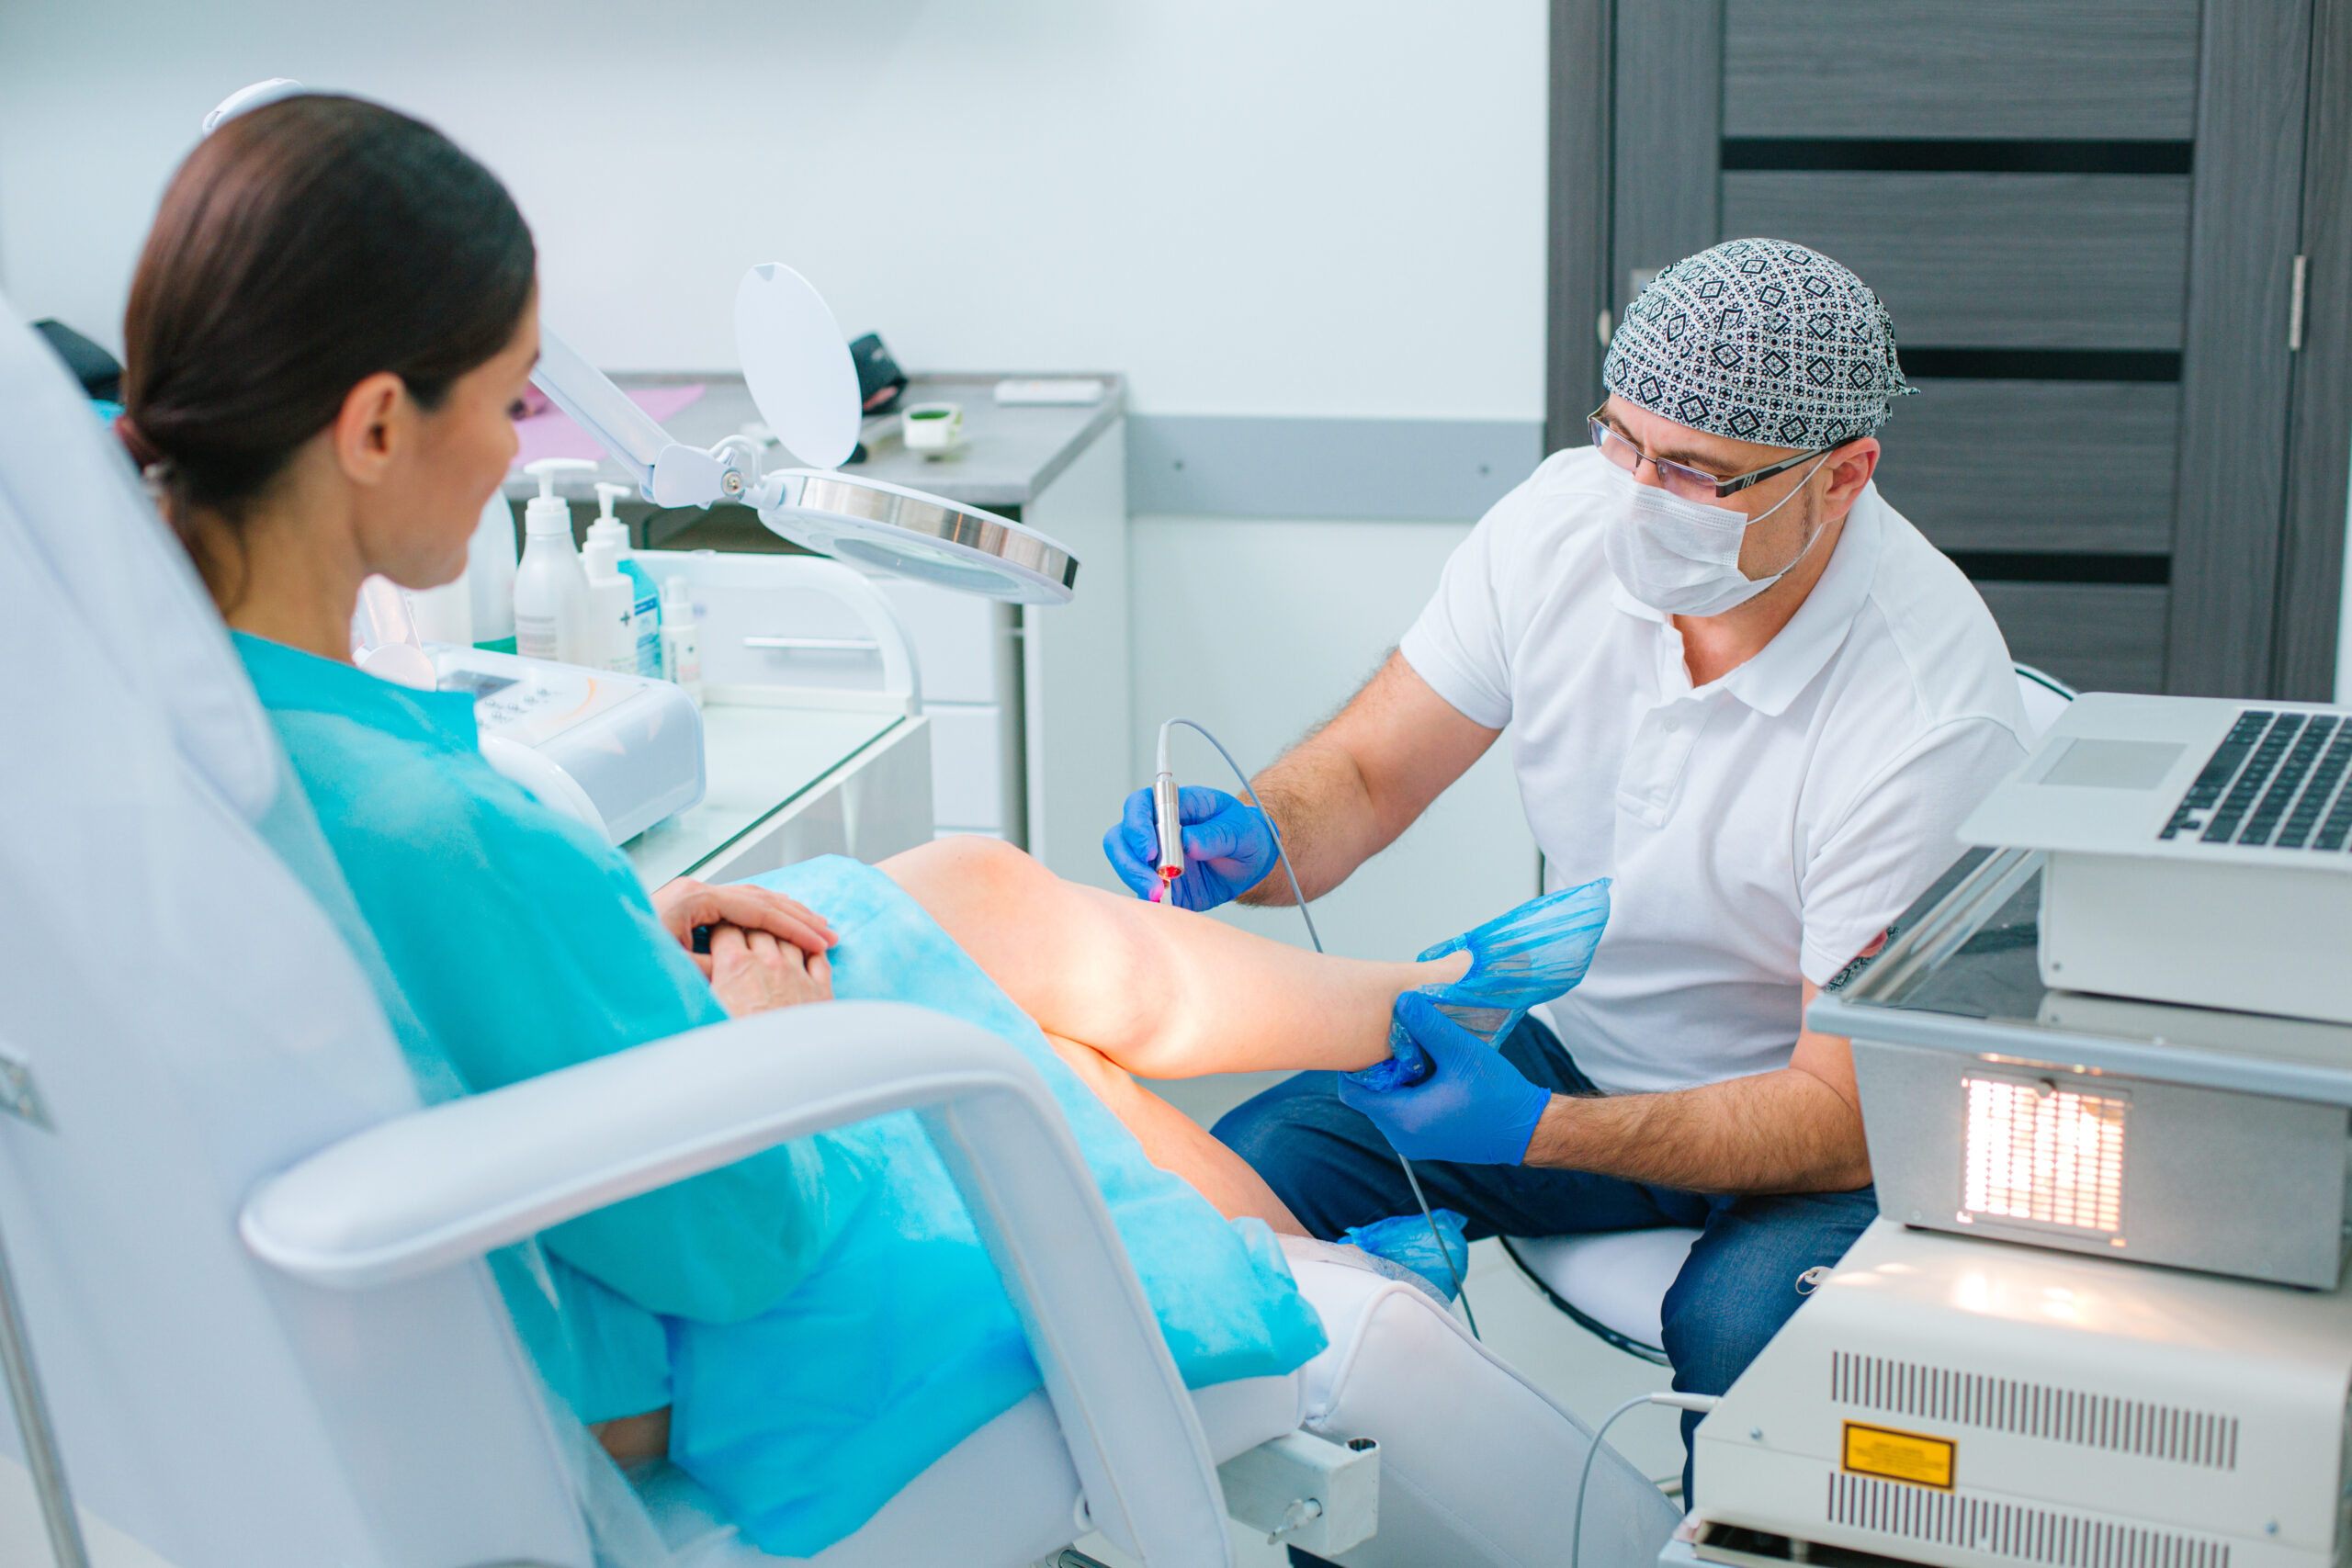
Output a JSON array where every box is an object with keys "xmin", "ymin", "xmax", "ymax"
[{"xmin": 1351, "ymin": 879, "xmax": 1611, "ymax": 1092}]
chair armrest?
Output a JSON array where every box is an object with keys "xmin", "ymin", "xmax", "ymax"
[
  {"xmin": 242, "ymin": 1000, "xmax": 1012, "ymax": 1287},
  {"xmin": 241, "ymin": 999, "xmax": 1232, "ymax": 1568}
]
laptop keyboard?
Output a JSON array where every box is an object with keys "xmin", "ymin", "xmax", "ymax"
[{"xmin": 2158, "ymin": 710, "xmax": 2352, "ymax": 849}]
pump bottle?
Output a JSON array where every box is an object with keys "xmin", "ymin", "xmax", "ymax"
[
  {"xmin": 586, "ymin": 481, "xmax": 662, "ymax": 676},
  {"xmin": 513, "ymin": 458, "xmax": 596, "ymax": 662}
]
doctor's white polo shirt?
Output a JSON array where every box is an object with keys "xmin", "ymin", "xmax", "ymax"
[{"xmin": 1399, "ymin": 446, "xmax": 2030, "ymax": 1097}]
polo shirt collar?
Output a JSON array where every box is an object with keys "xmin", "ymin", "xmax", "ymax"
[
  {"xmin": 1609, "ymin": 482, "xmax": 1884, "ymax": 716},
  {"xmin": 233, "ymin": 630, "xmax": 481, "ymax": 753}
]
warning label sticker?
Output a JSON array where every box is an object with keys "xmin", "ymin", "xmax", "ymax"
[{"xmin": 1842, "ymin": 1422, "xmax": 1956, "ymax": 1490}]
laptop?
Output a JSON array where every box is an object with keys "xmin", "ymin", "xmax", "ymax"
[{"xmin": 1958, "ymin": 694, "xmax": 2352, "ymax": 1024}]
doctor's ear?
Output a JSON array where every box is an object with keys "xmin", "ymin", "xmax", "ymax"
[
  {"xmin": 1819, "ymin": 437, "xmax": 1880, "ymax": 515},
  {"xmin": 329, "ymin": 371, "xmax": 411, "ymax": 485}
]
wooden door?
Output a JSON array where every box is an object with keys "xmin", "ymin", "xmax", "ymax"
[{"xmin": 1547, "ymin": 1, "xmax": 2351, "ymax": 699}]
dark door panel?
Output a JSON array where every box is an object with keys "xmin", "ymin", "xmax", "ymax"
[
  {"xmin": 1874, "ymin": 380, "xmax": 2179, "ymax": 556},
  {"xmin": 1719, "ymin": 173, "xmax": 2192, "ymax": 350},
  {"xmin": 1558, "ymin": 0, "xmax": 2346, "ymax": 697},
  {"xmin": 1975, "ymin": 584, "xmax": 2172, "ymax": 694},
  {"xmin": 1724, "ymin": 0, "xmax": 2200, "ymax": 141}
]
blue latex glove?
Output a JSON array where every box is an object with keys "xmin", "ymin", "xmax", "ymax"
[
  {"xmin": 1102, "ymin": 784, "xmax": 1279, "ymax": 910},
  {"xmin": 1339, "ymin": 993, "xmax": 1553, "ymax": 1165}
]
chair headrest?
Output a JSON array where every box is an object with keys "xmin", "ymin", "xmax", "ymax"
[{"xmin": 0, "ymin": 289, "xmax": 279, "ymax": 821}]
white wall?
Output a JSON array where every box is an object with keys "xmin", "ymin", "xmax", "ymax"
[
  {"xmin": 0, "ymin": 0, "xmax": 1548, "ymax": 947},
  {"xmin": 0, "ymin": 0, "xmax": 1549, "ymax": 420}
]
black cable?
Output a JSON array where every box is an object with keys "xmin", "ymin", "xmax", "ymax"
[{"xmin": 1160, "ymin": 718, "xmax": 1477, "ymax": 1337}]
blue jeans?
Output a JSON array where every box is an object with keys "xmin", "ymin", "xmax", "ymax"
[{"xmin": 1213, "ymin": 1012, "xmax": 1877, "ymax": 1512}]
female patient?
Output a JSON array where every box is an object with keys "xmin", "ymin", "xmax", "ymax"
[{"xmin": 122, "ymin": 95, "xmax": 1601, "ymax": 1554}]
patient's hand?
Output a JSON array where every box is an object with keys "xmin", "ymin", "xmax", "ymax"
[
  {"xmin": 708, "ymin": 922, "xmax": 832, "ymax": 1016},
  {"xmin": 653, "ymin": 877, "xmax": 835, "ymax": 977}
]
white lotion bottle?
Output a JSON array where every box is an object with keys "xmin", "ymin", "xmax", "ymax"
[
  {"xmin": 582, "ymin": 539, "xmax": 638, "ymax": 674},
  {"xmin": 661, "ymin": 575, "xmax": 703, "ymax": 707},
  {"xmin": 587, "ymin": 482, "xmax": 663, "ymax": 677},
  {"xmin": 407, "ymin": 577, "xmax": 473, "ymax": 647},
  {"xmin": 513, "ymin": 458, "xmax": 596, "ymax": 662},
  {"xmin": 468, "ymin": 490, "xmax": 519, "ymax": 648}
]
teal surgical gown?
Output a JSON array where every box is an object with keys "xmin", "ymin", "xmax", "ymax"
[
  {"xmin": 237, "ymin": 632, "xmax": 873, "ymax": 1425},
  {"xmin": 235, "ymin": 633, "xmax": 1324, "ymax": 1556}
]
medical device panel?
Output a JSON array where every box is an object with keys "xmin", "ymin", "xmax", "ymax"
[
  {"xmin": 434, "ymin": 645, "xmax": 705, "ymax": 844},
  {"xmin": 1855, "ymin": 1037, "xmax": 2347, "ymax": 1287},
  {"xmin": 1959, "ymin": 694, "xmax": 2352, "ymax": 1023},
  {"xmin": 1690, "ymin": 1221, "xmax": 2352, "ymax": 1568}
]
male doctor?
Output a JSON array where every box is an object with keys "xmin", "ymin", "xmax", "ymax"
[{"xmin": 1104, "ymin": 240, "xmax": 2030, "ymax": 1483}]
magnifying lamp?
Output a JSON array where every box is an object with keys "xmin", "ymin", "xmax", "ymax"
[
  {"xmin": 201, "ymin": 83, "xmax": 1078, "ymax": 606},
  {"xmin": 532, "ymin": 265, "xmax": 1079, "ymax": 604}
]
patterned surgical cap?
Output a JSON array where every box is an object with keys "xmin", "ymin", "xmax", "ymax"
[{"xmin": 1602, "ymin": 238, "xmax": 1913, "ymax": 449}]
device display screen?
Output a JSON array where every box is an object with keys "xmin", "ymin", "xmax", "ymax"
[{"xmin": 438, "ymin": 670, "xmax": 519, "ymax": 700}]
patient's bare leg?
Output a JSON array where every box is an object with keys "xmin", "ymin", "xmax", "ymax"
[
  {"xmin": 1044, "ymin": 1032, "xmax": 1309, "ymax": 1235},
  {"xmin": 876, "ymin": 838, "xmax": 1459, "ymax": 1234},
  {"xmin": 880, "ymin": 836, "xmax": 1462, "ymax": 1080}
]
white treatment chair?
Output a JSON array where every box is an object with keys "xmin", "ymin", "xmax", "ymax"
[
  {"xmin": 1503, "ymin": 662, "xmax": 2077, "ymax": 1364},
  {"xmin": 0, "ymin": 298, "xmax": 1679, "ymax": 1568}
]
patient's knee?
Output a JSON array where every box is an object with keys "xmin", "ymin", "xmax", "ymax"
[
  {"xmin": 885, "ymin": 832, "xmax": 1053, "ymax": 916},
  {"xmin": 946, "ymin": 832, "xmax": 1042, "ymax": 882},
  {"xmin": 1046, "ymin": 1032, "xmax": 1130, "ymax": 1100}
]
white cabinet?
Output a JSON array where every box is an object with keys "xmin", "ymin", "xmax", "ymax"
[
  {"xmin": 1015, "ymin": 419, "xmax": 1130, "ymax": 891},
  {"xmin": 875, "ymin": 579, "xmax": 1023, "ymax": 836},
  {"xmin": 870, "ymin": 419, "xmax": 1130, "ymax": 880}
]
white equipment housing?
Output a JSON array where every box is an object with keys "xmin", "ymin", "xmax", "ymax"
[
  {"xmin": 1679, "ymin": 690, "xmax": 2352, "ymax": 1568},
  {"xmin": 1959, "ymin": 693, "xmax": 2352, "ymax": 1023},
  {"xmin": 1693, "ymin": 1221, "xmax": 2352, "ymax": 1568},
  {"xmin": 436, "ymin": 646, "xmax": 706, "ymax": 844}
]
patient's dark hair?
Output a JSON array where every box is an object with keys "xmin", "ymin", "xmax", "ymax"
[{"xmin": 120, "ymin": 95, "xmax": 534, "ymax": 537}]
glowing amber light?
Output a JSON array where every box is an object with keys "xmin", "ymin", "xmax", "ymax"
[{"xmin": 1962, "ymin": 1077, "xmax": 2125, "ymax": 1234}]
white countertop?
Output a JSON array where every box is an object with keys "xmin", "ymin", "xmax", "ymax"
[{"xmin": 626, "ymin": 700, "xmax": 909, "ymax": 886}]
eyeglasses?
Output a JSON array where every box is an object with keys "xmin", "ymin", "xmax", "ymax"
[{"xmin": 1587, "ymin": 404, "xmax": 1843, "ymax": 506}]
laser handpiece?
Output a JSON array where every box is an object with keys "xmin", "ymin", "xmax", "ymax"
[{"xmin": 1151, "ymin": 726, "xmax": 1183, "ymax": 902}]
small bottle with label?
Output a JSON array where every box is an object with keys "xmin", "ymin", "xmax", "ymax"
[
  {"xmin": 582, "ymin": 540, "xmax": 639, "ymax": 674},
  {"xmin": 661, "ymin": 575, "xmax": 703, "ymax": 707},
  {"xmin": 587, "ymin": 481, "xmax": 663, "ymax": 676}
]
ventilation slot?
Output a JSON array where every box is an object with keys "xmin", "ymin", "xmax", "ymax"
[
  {"xmin": 1831, "ymin": 1352, "xmax": 2238, "ymax": 1471},
  {"xmin": 1829, "ymin": 1473, "xmax": 2229, "ymax": 1568}
]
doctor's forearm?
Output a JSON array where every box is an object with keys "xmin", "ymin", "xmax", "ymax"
[
  {"xmin": 1521, "ymin": 1066, "xmax": 1871, "ymax": 1194},
  {"xmin": 1239, "ymin": 741, "xmax": 1385, "ymax": 905}
]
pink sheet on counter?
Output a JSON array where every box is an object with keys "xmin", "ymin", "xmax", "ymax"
[{"xmin": 511, "ymin": 383, "xmax": 707, "ymax": 467}]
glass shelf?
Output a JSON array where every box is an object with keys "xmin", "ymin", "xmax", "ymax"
[
  {"xmin": 1812, "ymin": 848, "xmax": 2352, "ymax": 1106},
  {"xmin": 625, "ymin": 701, "xmax": 907, "ymax": 887}
]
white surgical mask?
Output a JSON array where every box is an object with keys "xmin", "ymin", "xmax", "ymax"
[{"xmin": 1600, "ymin": 457, "xmax": 1829, "ymax": 618}]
